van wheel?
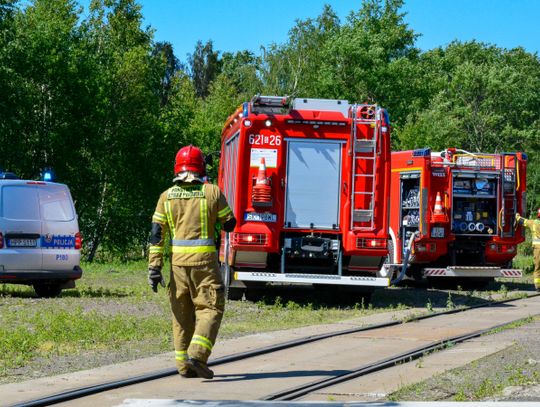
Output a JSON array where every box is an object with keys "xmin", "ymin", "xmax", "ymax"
[{"xmin": 33, "ymin": 283, "xmax": 62, "ymax": 298}]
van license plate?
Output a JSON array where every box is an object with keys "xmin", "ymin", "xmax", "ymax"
[{"xmin": 8, "ymin": 238, "xmax": 37, "ymax": 247}]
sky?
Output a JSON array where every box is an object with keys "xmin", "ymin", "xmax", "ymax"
[{"xmin": 80, "ymin": 0, "xmax": 540, "ymax": 62}]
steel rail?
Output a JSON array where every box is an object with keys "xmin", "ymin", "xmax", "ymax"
[
  {"xmin": 13, "ymin": 292, "xmax": 539, "ymax": 407},
  {"xmin": 262, "ymin": 316, "xmax": 536, "ymax": 401}
]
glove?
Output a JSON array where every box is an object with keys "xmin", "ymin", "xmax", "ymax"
[
  {"xmin": 148, "ymin": 268, "xmax": 165, "ymax": 293},
  {"xmin": 515, "ymin": 213, "xmax": 524, "ymax": 226}
]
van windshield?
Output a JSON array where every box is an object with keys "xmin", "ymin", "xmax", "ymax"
[
  {"xmin": 2, "ymin": 185, "xmax": 40, "ymax": 220},
  {"xmin": 39, "ymin": 185, "xmax": 75, "ymax": 221}
]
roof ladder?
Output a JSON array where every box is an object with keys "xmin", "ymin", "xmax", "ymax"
[{"xmin": 350, "ymin": 104, "xmax": 379, "ymax": 231}]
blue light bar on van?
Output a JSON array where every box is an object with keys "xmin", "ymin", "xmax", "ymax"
[
  {"xmin": 413, "ymin": 148, "xmax": 431, "ymax": 157},
  {"xmin": 41, "ymin": 167, "xmax": 55, "ymax": 182}
]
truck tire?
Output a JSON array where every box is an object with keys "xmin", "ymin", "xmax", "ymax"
[
  {"xmin": 33, "ymin": 282, "xmax": 63, "ymax": 298},
  {"xmin": 244, "ymin": 282, "xmax": 266, "ymax": 302},
  {"xmin": 226, "ymin": 286, "xmax": 244, "ymax": 301},
  {"xmin": 219, "ymin": 263, "xmax": 244, "ymax": 301}
]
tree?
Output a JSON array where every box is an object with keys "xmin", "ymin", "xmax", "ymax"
[
  {"xmin": 261, "ymin": 4, "xmax": 340, "ymax": 97},
  {"xmin": 220, "ymin": 50, "xmax": 262, "ymax": 99},
  {"xmin": 152, "ymin": 41, "xmax": 180, "ymax": 107},
  {"xmin": 317, "ymin": 0, "xmax": 419, "ymax": 122},
  {"xmin": 188, "ymin": 39, "xmax": 221, "ymax": 99}
]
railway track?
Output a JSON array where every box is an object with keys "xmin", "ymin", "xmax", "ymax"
[
  {"xmin": 13, "ymin": 293, "xmax": 540, "ymax": 406},
  {"xmin": 262, "ymin": 316, "xmax": 532, "ymax": 401}
]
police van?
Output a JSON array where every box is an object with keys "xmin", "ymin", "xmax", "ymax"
[{"xmin": 0, "ymin": 171, "xmax": 82, "ymax": 297}]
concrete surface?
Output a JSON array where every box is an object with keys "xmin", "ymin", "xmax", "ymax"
[
  {"xmin": 117, "ymin": 400, "xmax": 540, "ymax": 406},
  {"xmin": 48, "ymin": 296, "xmax": 540, "ymax": 406}
]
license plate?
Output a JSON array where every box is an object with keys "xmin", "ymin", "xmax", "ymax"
[
  {"xmin": 244, "ymin": 212, "xmax": 277, "ymax": 222},
  {"xmin": 8, "ymin": 238, "xmax": 37, "ymax": 247},
  {"xmin": 431, "ymin": 227, "xmax": 445, "ymax": 238}
]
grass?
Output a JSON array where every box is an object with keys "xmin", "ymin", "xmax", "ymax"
[
  {"xmin": 0, "ymin": 256, "xmax": 535, "ymax": 383},
  {"xmin": 0, "ymin": 260, "xmax": 407, "ymax": 380}
]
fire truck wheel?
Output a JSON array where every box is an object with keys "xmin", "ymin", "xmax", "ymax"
[
  {"xmin": 315, "ymin": 284, "xmax": 373, "ymax": 305},
  {"xmin": 457, "ymin": 277, "xmax": 495, "ymax": 290},
  {"xmin": 226, "ymin": 287, "xmax": 244, "ymax": 301},
  {"xmin": 244, "ymin": 282, "xmax": 266, "ymax": 302},
  {"xmin": 219, "ymin": 263, "xmax": 244, "ymax": 301}
]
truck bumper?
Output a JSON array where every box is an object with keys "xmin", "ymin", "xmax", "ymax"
[
  {"xmin": 423, "ymin": 266, "xmax": 522, "ymax": 278},
  {"xmin": 234, "ymin": 271, "xmax": 390, "ymax": 287}
]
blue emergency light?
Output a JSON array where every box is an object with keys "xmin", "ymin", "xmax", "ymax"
[
  {"xmin": 41, "ymin": 167, "xmax": 55, "ymax": 182},
  {"xmin": 412, "ymin": 148, "xmax": 431, "ymax": 157}
]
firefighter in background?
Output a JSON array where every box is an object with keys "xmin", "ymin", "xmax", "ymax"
[
  {"xmin": 148, "ymin": 145, "xmax": 236, "ymax": 379},
  {"xmin": 516, "ymin": 208, "xmax": 540, "ymax": 292}
]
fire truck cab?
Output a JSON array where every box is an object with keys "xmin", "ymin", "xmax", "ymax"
[
  {"xmin": 218, "ymin": 96, "xmax": 392, "ymax": 299},
  {"xmin": 387, "ymin": 148, "xmax": 527, "ymax": 285}
]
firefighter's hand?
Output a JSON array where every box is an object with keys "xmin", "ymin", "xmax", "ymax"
[{"xmin": 148, "ymin": 268, "xmax": 165, "ymax": 293}]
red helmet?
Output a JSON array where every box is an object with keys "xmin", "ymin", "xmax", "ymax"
[{"xmin": 174, "ymin": 145, "xmax": 205, "ymax": 176}]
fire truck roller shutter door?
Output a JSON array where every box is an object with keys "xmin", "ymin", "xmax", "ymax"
[{"xmin": 285, "ymin": 139, "xmax": 344, "ymax": 229}]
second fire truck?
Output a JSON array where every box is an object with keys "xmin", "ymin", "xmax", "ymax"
[
  {"xmin": 387, "ymin": 148, "xmax": 527, "ymax": 285},
  {"xmin": 218, "ymin": 96, "xmax": 392, "ymax": 299}
]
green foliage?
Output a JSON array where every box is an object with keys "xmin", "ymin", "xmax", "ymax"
[{"xmin": 0, "ymin": 0, "xmax": 538, "ymax": 259}]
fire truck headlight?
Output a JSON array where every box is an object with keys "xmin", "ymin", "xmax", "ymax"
[
  {"xmin": 265, "ymin": 119, "xmax": 272, "ymax": 127},
  {"xmin": 244, "ymin": 119, "xmax": 252, "ymax": 127}
]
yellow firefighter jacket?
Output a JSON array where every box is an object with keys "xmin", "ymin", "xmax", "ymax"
[
  {"xmin": 517, "ymin": 215, "xmax": 540, "ymax": 247},
  {"xmin": 149, "ymin": 182, "xmax": 234, "ymax": 268}
]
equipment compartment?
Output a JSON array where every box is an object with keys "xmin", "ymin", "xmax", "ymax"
[
  {"xmin": 451, "ymin": 173, "xmax": 498, "ymax": 235},
  {"xmin": 400, "ymin": 172, "xmax": 421, "ymax": 252}
]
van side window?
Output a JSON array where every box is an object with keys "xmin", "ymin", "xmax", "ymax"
[
  {"xmin": 2, "ymin": 186, "xmax": 40, "ymax": 220},
  {"xmin": 39, "ymin": 186, "xmax": 75, "ymax": 221}
]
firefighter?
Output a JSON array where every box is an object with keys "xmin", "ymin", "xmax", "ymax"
[
  {"xmin": 516, "ymin": 208, "xmax": 540, "ymax": 292},
  {"xmin": 148, "ymin": 145, "xmax": 236, "ymax": 379}
]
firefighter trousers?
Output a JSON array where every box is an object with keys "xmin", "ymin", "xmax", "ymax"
[
  {"xmin": 534, "ymin": 246, "xmax": 540, "ymax": 290},
  {"xmin": 168, "ymin": 263, "xmax": 225, "ymax": 375}
]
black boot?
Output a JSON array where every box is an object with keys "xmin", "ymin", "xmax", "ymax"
[
  {"xmin": 186, "ymin": 358, "xmax": 214, "ymax": 379},
  {"xmin": 179, "ymin": 368, "xmax": 197, "ymax": 378}
]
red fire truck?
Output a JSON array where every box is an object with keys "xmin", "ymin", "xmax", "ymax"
[
  {"xmin": 387, "ymin": 148, "xmax": 527, "ymax": 286},
  {"xmin": 217, "ymin": 96, "xmax": 392, "ymax": 299}
]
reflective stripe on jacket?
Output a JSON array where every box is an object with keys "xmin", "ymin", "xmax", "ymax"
[{"xmin": 149, "ymin": 182, "xmax": 234, "ymax": 268}]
